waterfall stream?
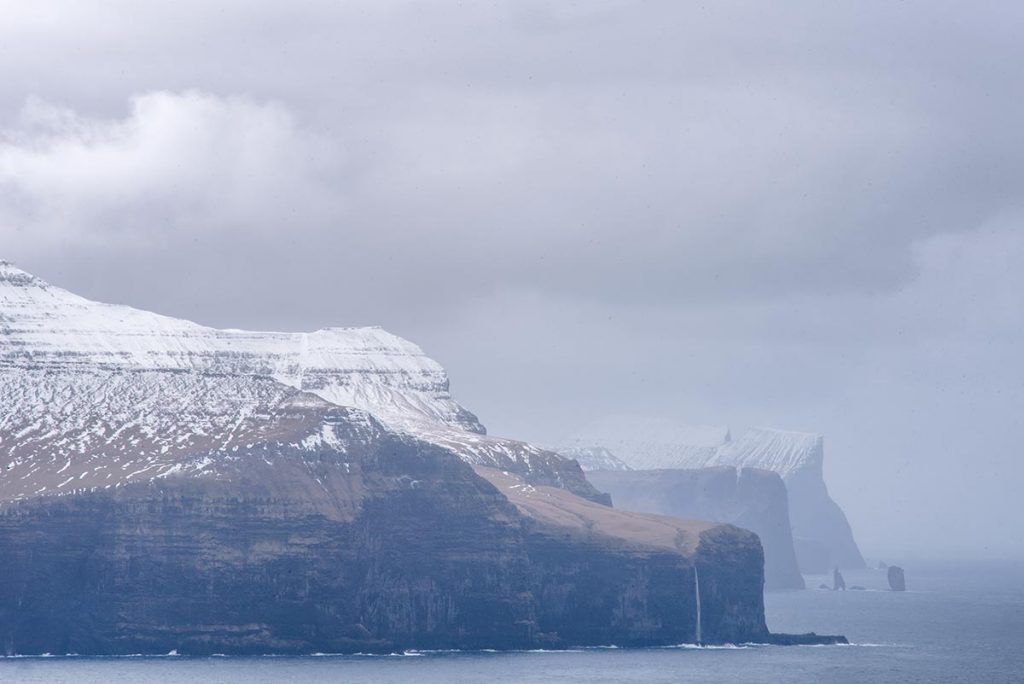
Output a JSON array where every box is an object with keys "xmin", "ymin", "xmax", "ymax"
[{"xmin": 694, "ymin": 565, "xmax": 702, "ymax": 644}]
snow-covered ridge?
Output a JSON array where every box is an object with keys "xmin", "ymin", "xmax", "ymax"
[
  {"xmin": 563, "ymin": 417, "xmax": 732, "ymax": 472},
  {"xmin": 708, "ymin": 427, "xmax": 823, "ymax": 478},
  {"xmin": 565, "ymin": 418, "xmax": 821, "ymax": 479},
  {"xmin": 555, "ymin": 446, "xmax": 632, "ymax": 472},
  {"xmin": 0, "ymin": 260, "xmax": 483, "ymax": 434}
]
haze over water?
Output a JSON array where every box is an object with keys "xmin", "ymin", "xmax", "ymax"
[{"xmin": 2, "ymin": 561, "xmax": 1019, "ymax": 684}]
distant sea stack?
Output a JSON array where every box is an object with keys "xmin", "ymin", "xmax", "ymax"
[
  {"xmin": 0, "ymin": 261, "xmax": 840, "ymax": 655},
  {"xmin": 888, "ymin": 566, "xmax": 907, "ymax": 591},
  {"xmin": 565, "ymin": 418, "xmax": 865, "ymax": 573}
]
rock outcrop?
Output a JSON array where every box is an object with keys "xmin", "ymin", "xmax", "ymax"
[
  {"xmin": 586, "ymin": 467, "xmax": 805, "ymax": 590},
  {"xmin": 888, "ymin": 566, "xmax": 907, "ymax": 591},
  {"xmin": 0, "ymin": 261, "xmax": 838, "ymax": 655}
]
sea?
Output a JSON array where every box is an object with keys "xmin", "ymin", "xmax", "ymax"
[{"xmin": 1, "ymin": 560, "xmax": 1021, "ymax": 684}]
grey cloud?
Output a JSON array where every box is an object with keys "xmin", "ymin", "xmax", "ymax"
[
  {"xmin": 0, "ymin": 92, "xmax": 341, "ymax": 248},
  {"xmin": 0, "ymin": 1, "xmax": 1022, "ymax": 559}
]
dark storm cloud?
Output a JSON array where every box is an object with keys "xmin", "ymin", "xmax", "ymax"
[{"xmin": 1, "ymin": 1, "xmax": 1022, "ymax": 558}]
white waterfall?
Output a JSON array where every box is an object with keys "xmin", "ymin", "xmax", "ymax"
[{"xmin": 694, "ymin": 565, "xmax": 702, "ymax": 644}]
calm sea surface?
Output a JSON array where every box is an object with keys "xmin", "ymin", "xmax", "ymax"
[{"xmin": 2, "ymin": 561, "xmax": 1021, "ymax": 684}]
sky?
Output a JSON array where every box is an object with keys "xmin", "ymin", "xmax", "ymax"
[{"xmin": 1, "ymin": 1, "xmax": 1022, "ymax": 560}]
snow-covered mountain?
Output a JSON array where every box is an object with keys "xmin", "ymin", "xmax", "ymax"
[
  {"xmin": 566, "ymin": 420, "xmax": 865, "ymax": 571},
  {"xmin": 555, "ymin": 446, "xmax": 632, "ymax": 472},
  {"xmin": 705, "ymin": 427, "xmax": 824, "ymax": 479},
  {"xmin": 562, "ymin": 417, "xmax": 732, "ymax": 470},
  {"xmin": 0, "ymin": 261, "xmax": 600, "ymax": 501},
  {"xmin": 0, "ymin": 260, "xmax": 480, "ymax": 433}
]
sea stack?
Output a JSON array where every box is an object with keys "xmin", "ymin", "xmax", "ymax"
[{"xmin": 888, "ymin": 566, "xmax": 907, "ymax": 591}]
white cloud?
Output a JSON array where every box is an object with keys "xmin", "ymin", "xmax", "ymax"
[{"xmin": 0, "ymin": 91, "xmax": 339, "ymax": 249}]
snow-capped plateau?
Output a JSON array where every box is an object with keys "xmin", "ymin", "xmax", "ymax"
[
  {"xmin": 0, "ymin": 261, "xmax": 600, "ymax": 502},
  {"xmin": 0, "ymin": 260, "xmax": 481, "ymax": 434}
]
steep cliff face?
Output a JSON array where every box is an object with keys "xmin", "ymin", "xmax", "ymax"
[
  {"xmin": 0, "ymin": 375, "xmax": 769, "ymax": 654},
  {"xmin": 0, "ymin": 426, "xmax": 535, "ymax": 655},
  {"xmin": 716, "ymin": 429, "xmax": 864, "ymax": 572},
  {"xmin": 586, "ymin": 467, "xmax": 805, "ymax": 590},
  {"xmin": 473, "ymin": 467, "xmax": 768, "ymax": 646},
  {"xmin": 568, "ymin": 420, "xmax": 865, "ymax": 572},
  {"xmin": 0, "ymin": 261, "xmax": 792, "ymax": 654}
]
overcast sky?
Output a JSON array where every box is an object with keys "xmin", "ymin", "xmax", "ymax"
[{"xmin": 2, "ymin": 1, "xmax": 1022, "ymax": 560}]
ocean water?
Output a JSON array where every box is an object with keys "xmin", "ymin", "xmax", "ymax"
[{"xmin": 1, "ymin": 561, "xmax": 1021, "ymax": 684}]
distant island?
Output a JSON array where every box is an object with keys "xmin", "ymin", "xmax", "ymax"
[{"xmin": 558, "ymin": 420, "xmax": 865, "ymax": 590}]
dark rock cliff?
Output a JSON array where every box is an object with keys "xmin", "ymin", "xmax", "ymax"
[{"xmin": 0, "ymin": 406, "xmax": 775, "ymax": 655}]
